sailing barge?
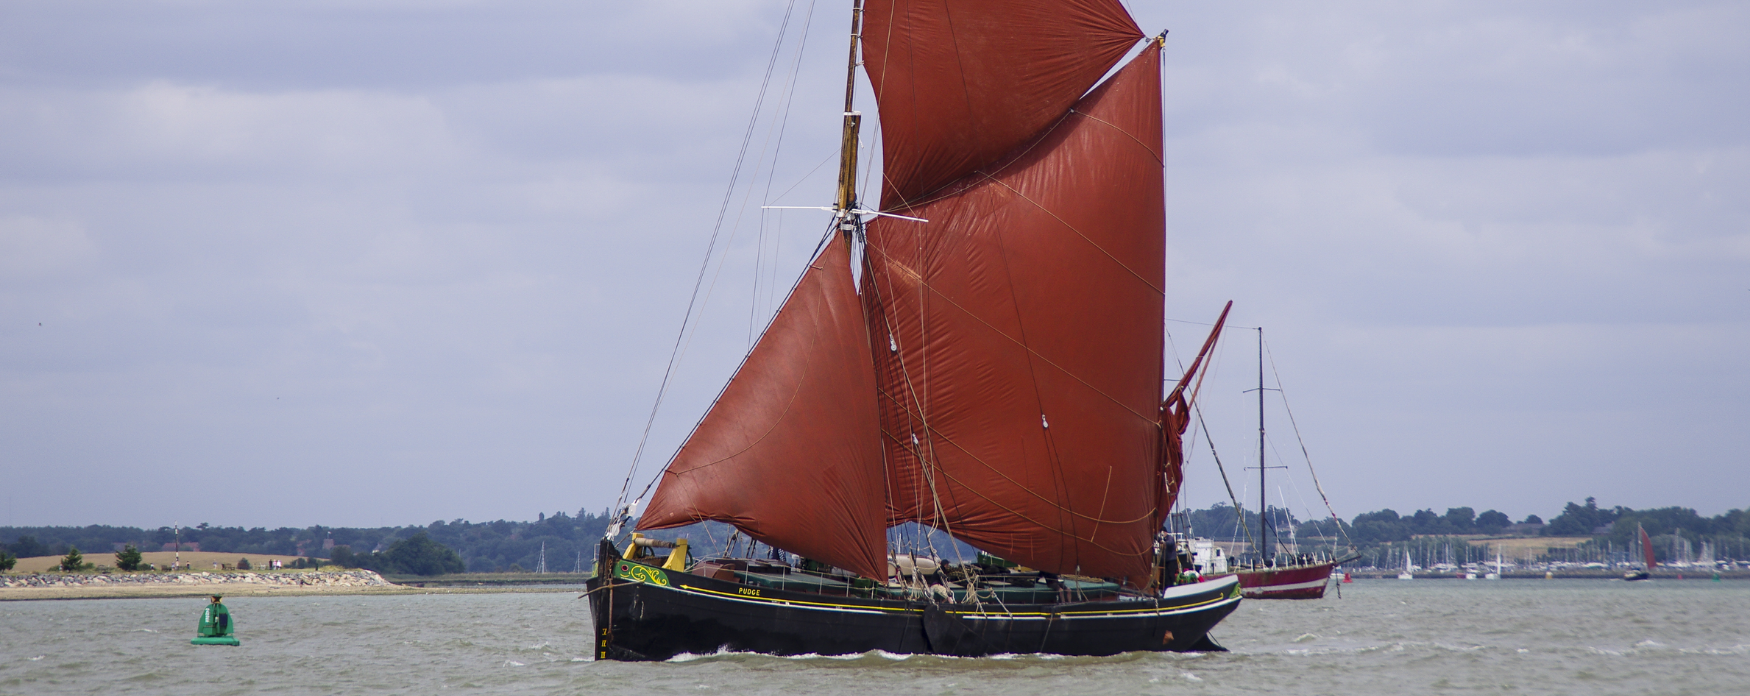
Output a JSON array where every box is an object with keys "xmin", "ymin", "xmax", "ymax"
[
  {"xmin": 589, "ymin": 0, "xmax": 1243, "ymax": 660},
  {"xmin": 590, "ymin": 538, "xmax": 1240, "ymax": 660}
]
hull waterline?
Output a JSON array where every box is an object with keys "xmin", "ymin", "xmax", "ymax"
[
  {"xmin": 1216, "ymin": 560, "xmax": 1339, "ymax": 599},
  {"xmin": 586, "ymin": 556, "xmax": 1241, "ymax": 661}
]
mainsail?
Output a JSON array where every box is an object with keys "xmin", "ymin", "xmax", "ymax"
[
  {"xmin": 637, "ymin": 240, "xmax": 889, "ymax": 580},
  {"xmin": 863, "ymin": 46, "xmax": 1167, "ymax": 581}
]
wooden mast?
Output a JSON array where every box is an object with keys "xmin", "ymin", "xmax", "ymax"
[{"xmin": 834, "ymin": 0, "xmax": 864, "ymax": 236}]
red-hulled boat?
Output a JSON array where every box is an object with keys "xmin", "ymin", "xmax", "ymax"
[
  {"xmin": 1231, "ymin": 559, "xmax": 1342, "ymax": 599},
  {"xmin": 1181, "ymin": 537, "xmax": 1353, "ymax": 600},
  {"xmin": 1174, "ymin": 328, "xmax": 1358, "ymax": 600}
]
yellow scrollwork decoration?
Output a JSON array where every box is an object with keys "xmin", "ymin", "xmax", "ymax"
[{"xmin": 615, "ymin": 561, "xmax": 671, "ymax": 587}]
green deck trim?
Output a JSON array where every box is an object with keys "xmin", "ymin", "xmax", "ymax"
[{"xmin": 733, "ymin": 571, "xmax": 852, "ymax": 593}]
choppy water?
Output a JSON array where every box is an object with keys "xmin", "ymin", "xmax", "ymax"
[{"xmin": 2, "ymin": 580, "xmax": 1747, "ymax": 695}]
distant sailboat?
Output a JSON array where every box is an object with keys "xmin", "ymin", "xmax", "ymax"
[
  {"xmin": 1397, "ymin": 550, "xmax": 1414, "ymax": 580},
  {"xmin": 1201, "ymin": 328, "xmax": 1358, "ymax": 600},
  {"xmin": 1625, "ymin": 524, "xmax": 1654, "ymax": 581},
  {"xmin": 1485, "ymin": 547, "xmax": 1501, "ymax": 580}
]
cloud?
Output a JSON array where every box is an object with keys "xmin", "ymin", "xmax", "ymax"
[
  {"xmin": 0, "ymin": 0, "xmax": 1745, "ymax": 528},
  {"xmin": 1145, "ymin": 1, "xmax": 1750, "ymax": 517},
  {"xmin": 0, "ymin": 82, "xmax": 457, "ymax": 182},
  {"xmin": 0, "ymin": 216, "xmax": 95, "ymax": 279}
]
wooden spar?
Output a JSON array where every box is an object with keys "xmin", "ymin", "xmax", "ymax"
[{"xmin": 834, "ymin": 1, "xmax": 864, "ymax": 221}]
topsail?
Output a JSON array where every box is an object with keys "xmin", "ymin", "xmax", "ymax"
[{"xmin": 861, "ymin": 0, "xmax": 1144, "ymax": 206}]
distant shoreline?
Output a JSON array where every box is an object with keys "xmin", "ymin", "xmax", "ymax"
[
  {"xmin": 1343, "ymin": 570, "xmax": 1750, "ymax": 580},
  {"xmin": 0, "ymin": 570, "xmax": 580, "ymax": 602},
  {"xmin": 0, "ymin": 584, "xmax": 580, "ymax": 601}
]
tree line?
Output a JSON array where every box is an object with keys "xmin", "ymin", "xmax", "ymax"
[
  {"xmin": 0, "ymin": 508, "xmax": 613, "ymax": 576},
  {"xmin": 6, "ymin": 498, "xmax": 1748, "ymax": 574},
  {"xmin": 1171, "ymin": 497, "xmax": 1750, "ymax": 564}
]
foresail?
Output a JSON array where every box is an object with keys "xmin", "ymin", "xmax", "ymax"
[
  {"xmin": 861, "ymin": 0, "xmax": 1142, "ymax": 208},
  {"xmin": 638, "ymin": 239, "xmax": 888, "ymax": 580},
  {"xmin": 1161, "ymin": 302, "xmax": 1232, "ymax": 518},
  {"xmin": 863, "ymin": 46, "xmax": 1165, "ymax": 581}
]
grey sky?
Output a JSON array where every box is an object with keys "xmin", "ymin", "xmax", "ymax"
[{"xmin": 2, "ymin": 1, "xmax": 1744, "ymax": 530}]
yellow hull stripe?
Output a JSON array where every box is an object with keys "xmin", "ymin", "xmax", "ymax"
[{"xmin": 620, "ymin": 577, "xmax": 1238, "ymax": 619}]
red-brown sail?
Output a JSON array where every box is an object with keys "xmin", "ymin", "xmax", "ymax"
[
  {"xmin": 638, "ymin": 239, "xmax": 889, "ymax": 580},
  {"xmin": 862, "ymin": 46, "xmax": 1164, "ymax": 581},
  {"xmin": 861, "ymin": 0, "xmax": 1143, "ymax": 207}
]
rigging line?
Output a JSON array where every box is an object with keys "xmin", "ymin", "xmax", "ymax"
[
  {"xmin": 980, "ymin": 175, "xmax": 1163, "ymax": 296},
  {"xmin": 850, "ymin": 242, "xmax": 897, "ymax": 563},
  {"xmin": 867, "ymin": 208, "xmax": 1151, "ymax": 565},
  {"xmin": 616, "ymin": 0, "xmax": 803, "ymax": 513},
  {"xmin": 628, "ymin": 223, "xmax": 839, "ymax": 508},
  {"xmin": 858, "ymin": 116, "xmax": 880, "ymax": 207},
  {"xmin": 1282, "ymin": 468, "xmax": 1334, "ymax": 558},
  {"xmin": 863, "ymin": 243, "xmax": 1157, "ymax": 425},
  {"xmin": 663, "ymin": 304, "xmax": 822, "ymax": 474},
  {"xmin": 1066, "ymin": 109, "xmax": 1161, "ymax": 164},
  {"xmin": 751, "ymin": 0, "xmax": 822, "ymax": 341},
  {"xmin": 861, "ymin": 0, "xmax": 903, "ymax": 211},
  {"xmin": 873, "ymin": 34, "xmax": 1155, "ymax": 214},
  {"xmin": 653, "ymin": 121, "xmax": 835, "ymax": 496},
  {"xmin": 752, "ymin": 229, "xmax": 767, "ymax": 344},
  {"xmin": 1167, "ymin": 317, "xmax": 1259, "ymax": 329},
  {"xmin": 769, "ymin": 214, "xmax": 783, "ymax": 322},
  {"xmin": 770, "ymin": 150, "xmax": 838, "ymax": 205},
  {"xmin": 881, "ymin": 106, "xmax": 1067, "ymax": 213},
  {"xmin": 850, "ymin": 4, "xmax": 938, "ymax": 528},
  {"xmin": 1177, "ymin": 399, "xmax": 1202, "ymax": 505},
  {"xmin": 983, "ymin": 187, "xmax": 1084, "ymax": 566},
  {"xmin": 860, "ymin": 213, "xmax": 957, "ymax": 550},
  {"xmin": 1263, "ymin": 334, "xmax": 1354, "ymax": 550},
  {"xmin": 740, "ymin": 15, "xmax": 811, "ymax": 343},
  {"xmin": 876, "ymin": 53, "xmax": 1153, "ymax": 213},
  {"xmin": 1193, "ymin": 401, "xmax": 1254, "ymax": 547},
  {"xmin": 871, "ymin": 417, "xmax": 1157, "ymax": 527},
  {"xmin": 926, "ymin": 464, "xmax": 1154, "ymax": 558},
  {"xmin": 1163, "ymin": 323, "xmax": 1203, "ymax": 517},
  {"xmin": 1163, "ymin": 318, "xmax": 1190, "ymax": 506}
]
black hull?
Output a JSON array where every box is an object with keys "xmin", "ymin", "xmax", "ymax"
[{"xmin": 586, "ymin": 557, "xmax": 1241, "ymax": 661}]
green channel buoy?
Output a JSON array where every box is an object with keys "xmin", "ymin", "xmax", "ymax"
[{"xmin": 192, "ymin": 595, "xmax": 240, "ymax": 646}]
